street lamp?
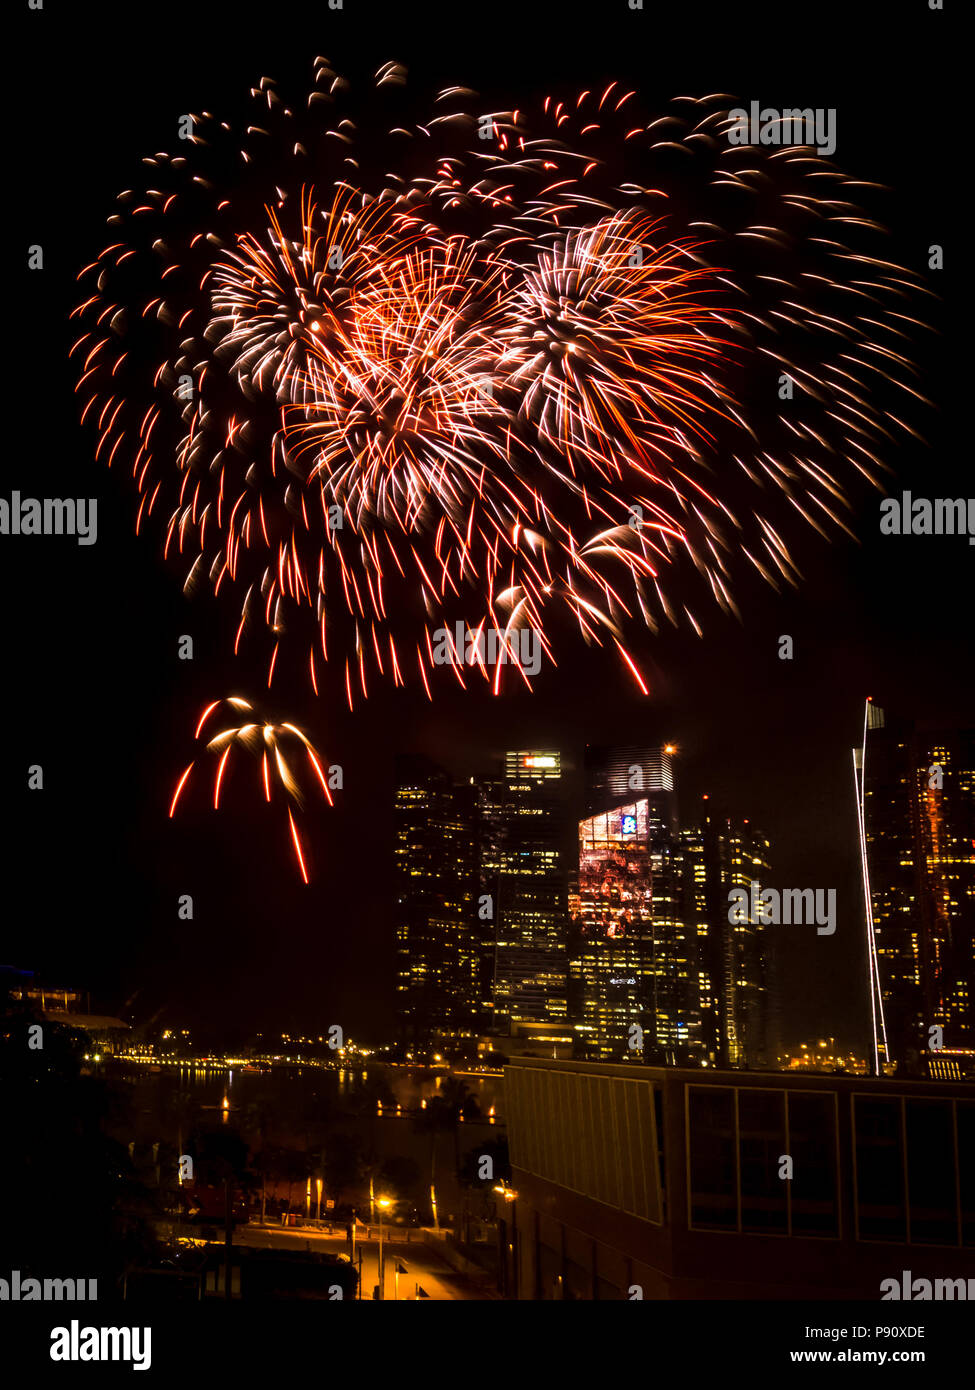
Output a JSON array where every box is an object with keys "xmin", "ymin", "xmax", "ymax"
[{"xmin": 376, "ymin": 1196, "xmax": 392, "ymax": 1300}]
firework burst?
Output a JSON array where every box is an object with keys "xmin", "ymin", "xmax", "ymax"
[
  {"xmin": 73, "ymin": 63, "xmax": 930, "ymax": 702},
  {"xmin": 169, "ymin": 697, "xmax": 334, "ymax": 882}
]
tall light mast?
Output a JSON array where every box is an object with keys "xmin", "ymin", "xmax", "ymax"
[{"xmin": 853, "ymin": 698, "xmax": 889, "ymax": 1075}]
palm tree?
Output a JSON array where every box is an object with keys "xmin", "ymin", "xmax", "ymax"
[
  {"xmin": 413, "ymin": 1077, "xmax": 483, "ymax": 1232},
  {"xmin": 281, "ymin": 1147, "xmax": 311, "ymax": 1213},
  {"xmin": 358, "ymin": 1150, "xmax": 384, "ymax": 1224},
  {"xmin": 240, "ymin": 1096, "xmax": 275, "ymax": 1223},
  {"xmin": 168, "ymin": 1086, "xmax": 201, "ymax": 1181},
  {"xmin": 252, "ymin": 1144, "xmax": 284, "ymax": 1225},
  {"xmin": 437, "ymin": 1076, "xmax": 484, "ymax": 1170}
]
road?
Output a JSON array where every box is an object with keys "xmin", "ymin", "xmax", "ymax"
[{"xmin": 223, "ymin": 1223, "xmax": 499, "ymax": 1301}]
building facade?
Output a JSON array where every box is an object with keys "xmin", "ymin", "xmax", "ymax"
[
  {"xmin": 394, "ymin": 755, "xmax": 480, "ymax": 1047},
  {"xmin": 683, "ymin": 807, "xmax": 773, "ymax": 1069},
  {"xmin": 571, "ymin": 746, "xmax": 771, "ymax": 1068},
  {"xmin": 503, "ymin": 1057, "xmax": 975, "ymax": 1299},
  {"xmin": 478, "ymin": 752, "xmax": 570, "ymax": 1035},
  {"xmin": 572, "ymin": 746, "xmax": 700, "ymax": 1064},
  {"xmin": 858, "ymin": 704, "xmax": 974, "ymax": 1071}
]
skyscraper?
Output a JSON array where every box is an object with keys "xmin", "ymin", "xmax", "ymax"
[
  {"xmin": 683, "ymin": 805, "xmax": 773, "ymax": 1069},
  {"xmin": 572, "ymin": 745, "xmax": 701, "ymax": 1064},
  {"xmin": 856, "ymin": 702, "xmax": 975, "ymax": 1072},
  {"xmin": 394, "ymin": 755, "xmax": 479, "ymax": 1048},
  {"xmin": 478, "ymin": 751, "xmax": 570, "ymax": 1035},
  {"xmin": 584, "ymin": 744, "xmax": 678, "ymax": 828}
]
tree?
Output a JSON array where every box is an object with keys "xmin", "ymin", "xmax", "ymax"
[
  {"xmin": 358, "ymin": 1149, "xmax": 384, "ymax": 1223},
  {"xmin": 280, "ymin": 1147, "xmax": 312, "ymax": 1212},
  {"xmin": 412, "ymin": 1077, "xmax": 483, "ymax": 1231},
  {"xmin": 379, "ymin": 1154, "xmax": 422, "ymax": 1211},
  {"xmin": 240, "ymin": 1095, "xmax": 276, "ymax": 1222}
]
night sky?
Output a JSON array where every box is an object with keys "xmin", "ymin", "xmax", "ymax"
[{"xmin": 7, "ymin": 0, "xmax": 968, "ymax": 1053}]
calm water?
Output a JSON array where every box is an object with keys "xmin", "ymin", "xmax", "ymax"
[{"xmin": 106, "ymin": 1061, "xmax": 505, "ymax": 1141}]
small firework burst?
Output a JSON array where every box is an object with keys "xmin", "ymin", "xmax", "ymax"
[{"xmin": 169, "ymin": 697, "xmax": 334, "ymax": 882}]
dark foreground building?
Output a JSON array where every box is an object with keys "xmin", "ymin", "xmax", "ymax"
[{"xmin": 502, "ymin": 1058, "xmax": 974, "ymax": 1299}]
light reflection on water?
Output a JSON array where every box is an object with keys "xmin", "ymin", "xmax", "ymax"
[{"xmin": 120, "ymin": 1061, "xmax": 505, "ymax": 1124}]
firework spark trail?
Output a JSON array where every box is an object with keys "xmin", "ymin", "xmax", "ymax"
[
  {"xmin": 168, "ymin": 697, "xmax": 334, "ymax": 880},
  {"xmin": 73, "ymin": 63, "xmax": 931, "ymax": 702}
]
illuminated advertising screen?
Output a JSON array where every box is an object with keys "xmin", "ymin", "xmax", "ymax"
[{"xmin": 577, "ymin": 799, "xmax": 652, "ymax": 939}]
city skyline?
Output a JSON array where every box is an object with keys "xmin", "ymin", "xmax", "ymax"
[{"xmin": 12, "ymin": 711, "xmax": 971, "ymax": 1075}]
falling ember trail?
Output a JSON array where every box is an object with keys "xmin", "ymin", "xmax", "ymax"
[
  {"xmin": 169, "ymin": 763, "xmax": 194, "ymax": 818},
  {"xmin": 289, "ymin": 809, "xmax": 310, "ymax": 885}
]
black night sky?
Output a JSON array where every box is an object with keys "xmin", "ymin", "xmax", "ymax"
[{"xmin": 7, "ymin": 0, "xmax": 968, "ymax": 1054}]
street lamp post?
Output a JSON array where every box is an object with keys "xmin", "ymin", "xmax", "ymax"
[{"xmin": 376, "ymin": 1197, "xmax": 392, "ymax": 1300}]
